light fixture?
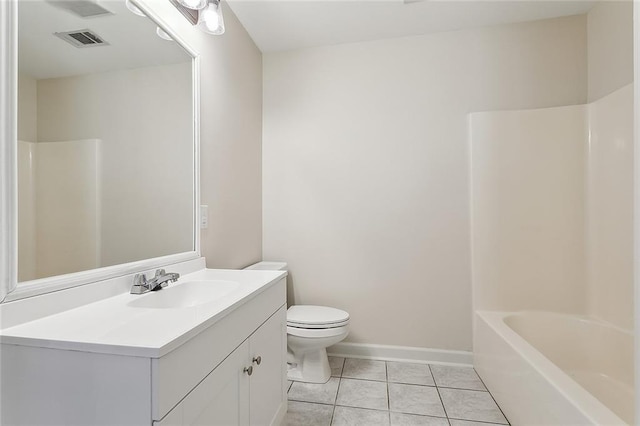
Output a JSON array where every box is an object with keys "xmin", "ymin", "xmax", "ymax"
[
  {"xmin": 156, "ymin": 26, "xmax": 173, "ymax": 41},
  {"xmin": 125, "ymin": 0, "xmax": 145, "ymax": 17},
  {"xmin": 197, "ymin": 0, "xmax": 225, "ymax": 35},
  {"xmin": 176, "ymin": 0, "xmax": 208, "ymax": 11}
]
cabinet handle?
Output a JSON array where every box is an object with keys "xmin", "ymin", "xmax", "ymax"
[
  {"xmin": 252, "ymin": 356, "xmax": 262, "ymax": 365},
  {"xmin": 243, "ymin": 366, "xmax": 253, "ymax": 376}
]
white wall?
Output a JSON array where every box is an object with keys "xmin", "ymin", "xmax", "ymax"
[
  {"xmin": 587, "ymin": 84, "xmax": 634, "ymax": 330},
  {"xmin": 263, "ymin": 15, "xmax": 587, "ymax": 350},
  {"xmin": 470, "ymin": 84, "xmax": 633, "ymax": 332},
  {"xmin": 37, "ymin": 63, "xmax": 193, "ymax": 268},
  {"xmin": 17, "ymin": 74, "xmax": 38, "ymax": 282},
  {"xmin": 470, "ymin": 105, "xmax": 588, "ymax": 314},
  {"xmin": 585, "ymin": 0, "xmax": 634, "ymax": 329},
  {"xmin": 140, "ymin": 0, "xmax": 263, "ymax": 269},
  {"xmin": 587, "ymin": 0, "xmax": 633, "ymax": 101},
  {"xmin": 17, "ymin": 141, "xmax": 36, "ymax": 282},
  {"xmin": 17, "ymin": 139, "xmax": 101, "ymax": 281}
]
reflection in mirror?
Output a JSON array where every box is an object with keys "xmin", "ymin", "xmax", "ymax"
[{"xmin": 17, "ymin": 0, "xmax": 195, "ymax": 283}]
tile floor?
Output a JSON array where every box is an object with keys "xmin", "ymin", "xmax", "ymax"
[{"xmin": 285, "ymin": 357, "xmax": 510, "ymax": 426}]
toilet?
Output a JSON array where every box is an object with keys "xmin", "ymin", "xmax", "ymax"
[{"xmin": 244, "ymin": 261, "xmax": 350, "ymax": 384}]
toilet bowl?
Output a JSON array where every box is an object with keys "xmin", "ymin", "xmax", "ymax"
[
  {"xmin": 286, "ymin": 305, "xmax": 349, "ymax": 383},
  {"xmin": 244, "ymin": 261, "xmax": 350, "ymax": 384}
]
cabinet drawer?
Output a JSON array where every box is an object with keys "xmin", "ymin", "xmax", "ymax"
[{"xmin": 151, "ymin": 279, "xmax": 286, "ymax": 420}]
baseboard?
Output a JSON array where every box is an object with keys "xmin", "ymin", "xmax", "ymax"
[{"xmin": 327, "ymin": 342, "xmax": 473, "ymax": 366}]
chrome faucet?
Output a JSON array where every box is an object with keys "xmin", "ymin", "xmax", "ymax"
[{"xmin": 130, "ymin": 269, "xmax": 180, "ymax": 294}]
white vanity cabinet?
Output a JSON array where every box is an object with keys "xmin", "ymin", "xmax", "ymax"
[
  {"xmin": 0, "ymin": 273, "xmax": 287, "ymax": 426},
  {"xmin": 155, "ymin": 305, "xmax": 287, "ymax": 426}
]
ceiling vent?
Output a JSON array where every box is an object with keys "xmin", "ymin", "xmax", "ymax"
[
  {"xmin": 47, "ymin": 0, "xmax": 113, "ymax": 18},
  {"xmin": 55, "ymin": 29, "xmax": 110, "ymax": 48}
]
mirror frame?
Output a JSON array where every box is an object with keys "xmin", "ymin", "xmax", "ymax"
[{"xmin": 0, "ymin": 0, "xmax": 201, "ymax": 302}]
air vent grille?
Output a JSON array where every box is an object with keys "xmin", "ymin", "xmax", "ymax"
[{"xmin": 55, "ymin": 29, "xmax": 109, "ymax": 48}]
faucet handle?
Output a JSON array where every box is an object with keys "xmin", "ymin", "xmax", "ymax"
[
  {"xmin": 133, "ymin": 273, "xmax": 147, "ymax": 286},
  {"xmin": 154, "ymin": 269, "xmax": 166, "ymax": 278},
  {"xmin": 130, "ymin": 273, "xmax": 149, "ymax": 294}
]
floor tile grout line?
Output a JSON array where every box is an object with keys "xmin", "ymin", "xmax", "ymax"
[
  {"xmin": 341, "ymin": 376, "xmax": 392, "ymax": 383},
  {"xmin": 339, "ymin": 375, "xmax": 490, "ymax": 392},
  {"xmin": 436, "ymin": 385, "xmax": 489, "ymax": 392},
  {"xmin": 329, "ymin": 358, "xmax": 345, "ymax": 426},
  {"xmin": 430, "ymin": 364, "xmax": 450, "ymax": 423},
  {"xmin": 288, "ymin": 398, "xmax": 336, "ymax": 407},
  {"xmin": 473, "ymin": 367, "xmax": 511, "ymax": 425},
  {"xmin": 329, "ymin": 376, "xmax": 341, "ymax": 426},
  {"xmin": 333, "ymin": 404, "xmax": 392, "ymax": 413},
  {"xmin": 448, "ymin": 415, "xmax": 509, "ymax": 425},
  {"xmin": 333, "ymin": 373, "xmax": 342, "ymax": 406},
  {"xmin": 385, "ymin": 361, "xmax": 391, "ymax": 424},
  {"xmin": 385, "ymin": 407, "xmax": 449, "ymax": 419}
]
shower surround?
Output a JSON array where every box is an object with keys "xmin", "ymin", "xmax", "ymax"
[{"xmin": 470, "ymin": 84, "xmax": 633, "ymax": 425}]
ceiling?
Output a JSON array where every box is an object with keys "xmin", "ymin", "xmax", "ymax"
[
  {"xmin": 226, "ymin": 0, "xmax": 597, "ymax": 53},
  {"xmin": 19, "ymin": 0, "xmax": 191, "ymax": 80}
]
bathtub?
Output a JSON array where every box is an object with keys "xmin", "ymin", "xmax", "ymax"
[{"xmin": 474, "ymin": 311, "xmax": 633, "ymax": 425}]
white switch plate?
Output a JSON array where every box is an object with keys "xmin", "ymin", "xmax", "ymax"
[{"xmin": 200, "ymin": 205, "xmax": 208, "ymax": 229}]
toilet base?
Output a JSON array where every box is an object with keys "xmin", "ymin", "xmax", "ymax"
[{"xmin": 287, "ymin": 348, "xmax": 332, "ymax": 384}]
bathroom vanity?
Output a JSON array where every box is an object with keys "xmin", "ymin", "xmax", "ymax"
[{"xmin": 0, "ymin": 266, "xmax": 288, "ymax": 425}]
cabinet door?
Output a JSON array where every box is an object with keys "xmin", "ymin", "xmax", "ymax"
[
  {"xmin": 249, "ymin": 306, "xmax": 287, "ymax": 426},
  {"xmin": 155, "ymin": 340, "xmax": 251, "ymax": 426}
]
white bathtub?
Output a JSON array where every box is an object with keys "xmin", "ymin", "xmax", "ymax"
[{"xmin": 474, "ymin": 311, "xmax": 633, "ymax": 425}]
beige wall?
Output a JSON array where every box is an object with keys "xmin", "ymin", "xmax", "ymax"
[
  {"xmin": 263, "ymin": 16, "xmax": 587, "ymax": 351},
  {"xmin": 140, "ymin": 0, "xmax": 263, "ymax": 269},
  {"xmin": 37, "ymin": 63, "xmax": 194, "ymax": 268},
  {"xmin": 587, "ymin": 0, "xmax": 633, "ymax": 101},
  {"xmin": 18, "ymin": 73, "xmax": 37, "ymax": 142},
  {"xmin": 35, "ymin": 140, "xmax": 101, "ymax": 278}
]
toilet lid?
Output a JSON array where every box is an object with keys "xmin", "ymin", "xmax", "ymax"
[{"xmin": 287, "ymin": 305, "xmax": 350, "ymax": 329}]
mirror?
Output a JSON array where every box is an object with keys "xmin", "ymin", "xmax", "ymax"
[{"xmin": 16, "ymin": 0, "xmax": 196, "ymax": 284}]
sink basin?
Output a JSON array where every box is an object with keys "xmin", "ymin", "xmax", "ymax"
[{"xmin": 127, "ymin": 280, "xmax": 240, "ymax": 309}]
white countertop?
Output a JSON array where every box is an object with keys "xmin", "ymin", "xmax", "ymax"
[{"xmin": 0, "ymin": 269, "xmax": 286, "ymax": 358}]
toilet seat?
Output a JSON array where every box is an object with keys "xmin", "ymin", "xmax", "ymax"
[
  {"xmin": 287, "ymin": 305, "xmax": 350, "ymax": 329},
  {"xmin": 287, "ymin": 324, "xmax": 349, "ymax": 338}
]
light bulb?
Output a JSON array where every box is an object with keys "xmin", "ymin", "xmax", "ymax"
[
  {"xmin": 202, "ymin": 8, "xmax": 219, "ymax": 31},
  {"xmin": 177, "ymin": 0, "xmax": 208, "ymax": 10},
  {"xmin": 198, "ymin": 0, "xmax": 225, "ymax": 35}
]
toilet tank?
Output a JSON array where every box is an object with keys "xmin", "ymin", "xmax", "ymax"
[{"xmin": 244, "ymin": 261, "xmax": 288, "ymax": 271}]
